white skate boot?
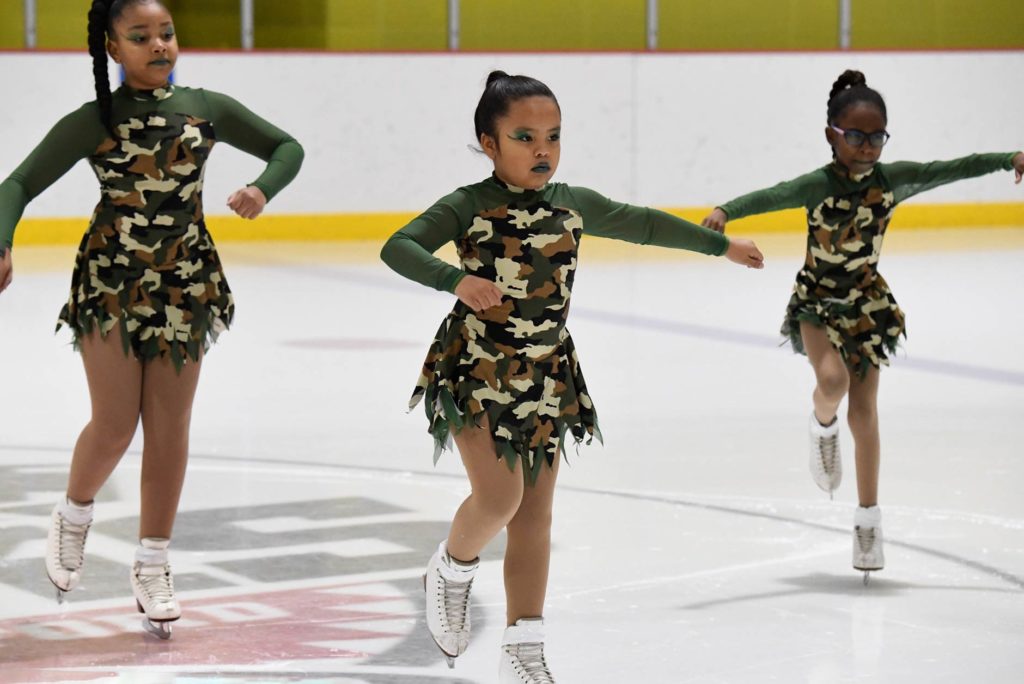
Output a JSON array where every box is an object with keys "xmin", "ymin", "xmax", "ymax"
[
  {"xmin": 130, "ymin": 538, "xmax": 181, "ymax": 639},
  {"xmin": 809, "ymin": 413, "xmax": 842, "ymax": 498},
  {"xmin": 853, "ymin": 506, "xmax": 884, "ymax": 584},
  {"xmin": 45, "ymin": 498, "xmax": 94, "ymax": 603},
  {"xmin": 424, "ymin": 540, "xmax": 478, "ymax": 668},
  {"xmin": 499, "ymin": 617, "xmax": 555, "ymax": 683}
]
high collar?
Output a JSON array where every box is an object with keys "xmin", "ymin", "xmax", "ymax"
[
  {"xmin": 489, "ymin": 173, "xmax": 547, "ymax": 194},
  {"xmin": 831, "ymin": 160, "xmax": 876, "ymax": 183},
  {"xmin": 121, "ymin": 83, "xmax": 175, "ymax": 102}
]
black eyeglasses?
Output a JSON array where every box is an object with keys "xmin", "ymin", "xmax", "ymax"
[{"xmin": 830, "ymin": 125, "xmax": 890, "ymax": 148}]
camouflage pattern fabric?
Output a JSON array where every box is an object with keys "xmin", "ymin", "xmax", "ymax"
[
  {"xmin": 57, "ymin": 86, "xmax": 233, "ymax": 370},
  {"xmin": 409, "ymin": 182, "xmax": 601, "ymax": 481},
  {"xmin": 781, "ymin": 167, "xmax": 905, "ymax": 378}
]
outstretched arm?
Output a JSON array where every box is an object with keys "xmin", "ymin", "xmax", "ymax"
[
  {"xmin": 201, "ymin": 90, "xmax": 304, "ymax": 219},
  {"xmin": 885, "ymin": 151, "xmax": 1022, "ymax": 203},
  {"xmin": 702, "ymin": 168, "xmax": 829, "ymax": 233},
  {"xmin": 571, "ymin": 186, "xmax": 763, "ymax": 268}
]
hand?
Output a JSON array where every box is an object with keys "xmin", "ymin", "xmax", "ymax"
[
  {"xmin": 227, "ymin": 186, "xmax": 267, "ymax": 219},
  {"xmin": 0, "ymin": 246, "xmax": 12, "ymax": 295},
  {"xmin": 724, "ymin": 237, "xmax": 765, "ymax": 269},
  {"xmin": 701, "ymin": 207, "xmax": 729, "ymax": 233},
  {"xmin": 454, "ymin": 274, "xmax": 503, "ymax": 313},
  {"xmin": 1013, "ymin": 152, "xmax": 1024, "ymax": 184}
]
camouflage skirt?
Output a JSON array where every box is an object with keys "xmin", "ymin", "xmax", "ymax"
[
  {"xmin": 409, "ymin": 312, "xmax": 601, "ymax": 483},
  {"xmin": 781, "ymin": 273, "xmax": 906, "ymax": 378},
  {"xmin": 57, "ymin": 217, "xmax": 234, "ymax": 371}
]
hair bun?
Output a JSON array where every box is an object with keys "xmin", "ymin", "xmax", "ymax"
[
  {"xmin": 486, "ymin": 70, "xmax": 510, "ymax": 88},
  {"xmin": 829, "ymin": 69, "xmax": 867, "ymax": 103}
]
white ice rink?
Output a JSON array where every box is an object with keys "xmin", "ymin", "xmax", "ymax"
[{"xmin": 1, "ymin": 229, "xmax": 1022, "ymax": 683}]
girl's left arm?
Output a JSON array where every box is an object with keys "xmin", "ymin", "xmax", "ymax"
[
  {"xmin": 885, "ymin": 151, "xmax": 1023, "ymax": 203},
  {"xmin": 201, "ymin": 90, "xmax": 305, "ymax": 217},
  {"xmin": 570, "ymin": 186, "xmax": 764, "ymax": 269}
]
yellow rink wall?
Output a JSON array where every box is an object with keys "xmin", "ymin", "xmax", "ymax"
[
  {"xmin": 12, "ymin": 203, "xmax": 1023, "ymax": 246},
  {"xmin": 3, "ymin": 0, "xmax": 1022, "ymax": 50}
]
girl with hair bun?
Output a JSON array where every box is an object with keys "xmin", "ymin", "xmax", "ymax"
[
  {"xmin": 703, "ymin": 70, "xmax": 1023, "ymax": 583},
  {"xmin": 382, "ymin": 69, "xmax": 764, "ymax": 682},
  {"xmin": 0, "ymin": 0, "xmax": 303, "ymax": 637}
]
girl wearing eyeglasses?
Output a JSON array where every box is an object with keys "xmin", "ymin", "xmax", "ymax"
[{"xmin": 701, "ymin": 69, "xmax": 1023, "ymax": 582}]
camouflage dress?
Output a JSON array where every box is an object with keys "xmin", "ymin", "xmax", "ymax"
[
  {"xmin": 719, "ymin": 154, "xmax": 1017, "ymax": 377},
  {"xmin": 381, "ymin": 176, "xmax": 729, "ymax": 480},
  {"xmin": 0, "ymin": 84, "xmax": 303, "ymax": 370}
]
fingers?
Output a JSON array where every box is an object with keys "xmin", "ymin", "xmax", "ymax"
[
  {"xmin": 1016, "ymin": 169, "xmax": 1022, "ymax": 184},
  {"xmin": 226, "ymin": 189, "xmax": 265, "ymax": 220},
  {"xmin": 701, "ymin": 216, "xmax": 725, "ymax": 233},
  {"xmin": 456, "ymin": 277, "xmax": 504, "ymax": 313},
  {"xmin": 474, "ymin": 284, "xmax": 503, "ymax": 312}
]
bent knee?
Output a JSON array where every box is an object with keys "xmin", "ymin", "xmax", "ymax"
[
  {"xmin": 847, "ymin": 402, "xmax": 878, "ymax": 427},
  {"xmin": 816, "ymin": 367, "xmax": 850, "ymax": 400},
  {"xmin": 88, "ymin": 418, "xmax": 139, "ymax": 455},
  {"xmin": 475, "ymin": 489, "xmax": 524, "ymax": 523}
]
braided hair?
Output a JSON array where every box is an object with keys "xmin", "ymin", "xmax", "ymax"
[
  {"xmin": 474, "ymin": 70, "xmax": 559, "ymax": 143},
  {"xmin": 827, "ymin": 69, "xmax": 887, "ymax": 125},
  {"xmin": 87, "ymin": 0, "xmax": 156, "ymax": 137}
]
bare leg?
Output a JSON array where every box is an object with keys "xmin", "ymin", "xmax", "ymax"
[
  {"xmin": 138, "ymin": 353, "xmax": 203, "ymax": 539},
  {"xmin": 505, "ymin": 453, "xmax": 559, "ymax": 626},
  {"xmin": 446, "ymin": 416, "xmax": 525, "ymax": 563},
  {"xmin": 847, "ymin": 367, "xmax": 881, "ymax": 508},
  {"xmin": 799, "ymin": 322, "xmax": 850, "ymax": 425},
  {"xmin": 66, "ymin": 328, "xmax": 142, "ymax": 503}
]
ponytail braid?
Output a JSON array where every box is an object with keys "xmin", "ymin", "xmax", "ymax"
[{"xmin": 87, "ymin": 0, "xmax": 115, "ymax": 137}]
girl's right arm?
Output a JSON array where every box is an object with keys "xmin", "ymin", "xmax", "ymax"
[
  {"xmin": 379, "ymin": 191, "xmax": 503, "ymax": 312},
  {"xmin": 701, "ymin": 168, "xmax": 829, "ymax": 233},
  {"xmin": 0, "ymin": 104, "xmax": 105, "ymax": 294}
]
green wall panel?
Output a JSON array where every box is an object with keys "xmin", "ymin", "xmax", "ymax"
[
  {"xmin": 658, "ymin": 0, "xmax": 840, "ymax": 50},
  {"xmin": 167, "ymin": 0, "xmax": 241, "ymax": 49},
  {"xmin": 853, "ymin": 0, "xmax": 1024, "ymax": 48},
  {"xmin": 461, "ymin": 0, "xmax": 646, "ymax": 51},
  {"xmin": 0, "ymin": 0, "xmax": 24, "ymax": 48},
  {"xmin": 254, "ymin": 0, "xmax": 326, "ymax": 49},
  {"xmin": 326, "ymin": 0, "xmax": 447, "ymax": 50},
  {"xmin": 37, "ymin": 0, "xmax": 87, "ymax": 48}
]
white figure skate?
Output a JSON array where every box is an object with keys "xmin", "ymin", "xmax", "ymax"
[
  {"xmin": 130, "ymin": 538, "xmax": 181, "ymax": 639},
  {"xmin": 423, "ymin": 540, "xmax": 478, "ymax": 668},
  {"xmin": 854, "ymin": 506, "xmax": 885, "ymax": 585},
  {"xmin": 809, "ymin": 413, "xmax": 842, "ymax": 498},
  {"xmin": 499, "ymin": 617, "xmax": 555, "ymax": 683},
  {"xmin": 45, "ymin": 499, "xmax": 93, "ymax": 603}
]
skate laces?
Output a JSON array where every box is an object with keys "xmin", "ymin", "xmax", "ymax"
[
  {"xmin": 54, "ymin": 516, "xmax": 90, "ymax": 571},
  {"xmin": 135, "ymin": 563, "xmax": 176, "ymax": 605},
  {"xmin": 818, "ymin": 433, "xmax": 839, "ymax": 474},
  {"xmin": 855, "ymin": 526, "xmax": 877, "ymax": 553},
  {"xmin": 440, "ymin": 575, "xmax": 473, "ymax": 632},
  {"xmin": 508, "ymin": 642, "xmax": 555, "ymax": 683}
]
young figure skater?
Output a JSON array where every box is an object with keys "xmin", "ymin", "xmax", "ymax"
[
  {"xmin": 702, "ymin": 70, "xmax": 1023, "ymax": 582},
  {"xmin": 0, "ymin": 0, "xmax": 302, "ymax": 637},
  {"xmin": 381, "ymin": 71, "xmax": 764, "ymax": 682}
]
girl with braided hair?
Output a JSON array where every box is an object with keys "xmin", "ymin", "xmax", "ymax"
[
  {"xmin": 382, "ymin": 70, "xmax": 764, "ymax": 682},
  {"xmin": 702, "ymin": 70, "xmax": 1023, "ymax": 582},
  {"xmin": 0, "ymin": 0, "xmax": 302, "ymax": 637}
]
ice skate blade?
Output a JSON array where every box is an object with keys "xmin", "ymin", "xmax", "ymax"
[
  {"xmin": 55, "ymin": 587, "xmax": 66, "ymax": 604},
  {"xmin": 856, "ymin": 568, "xmax": 881, "ymax": 585},
  {"xmin": 142, "ymin": 618, "xmax": 173, "ymax": 640},
  {"xmin": 429, "ymin": 639, "xmax": 458, "ymax": 668}
]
